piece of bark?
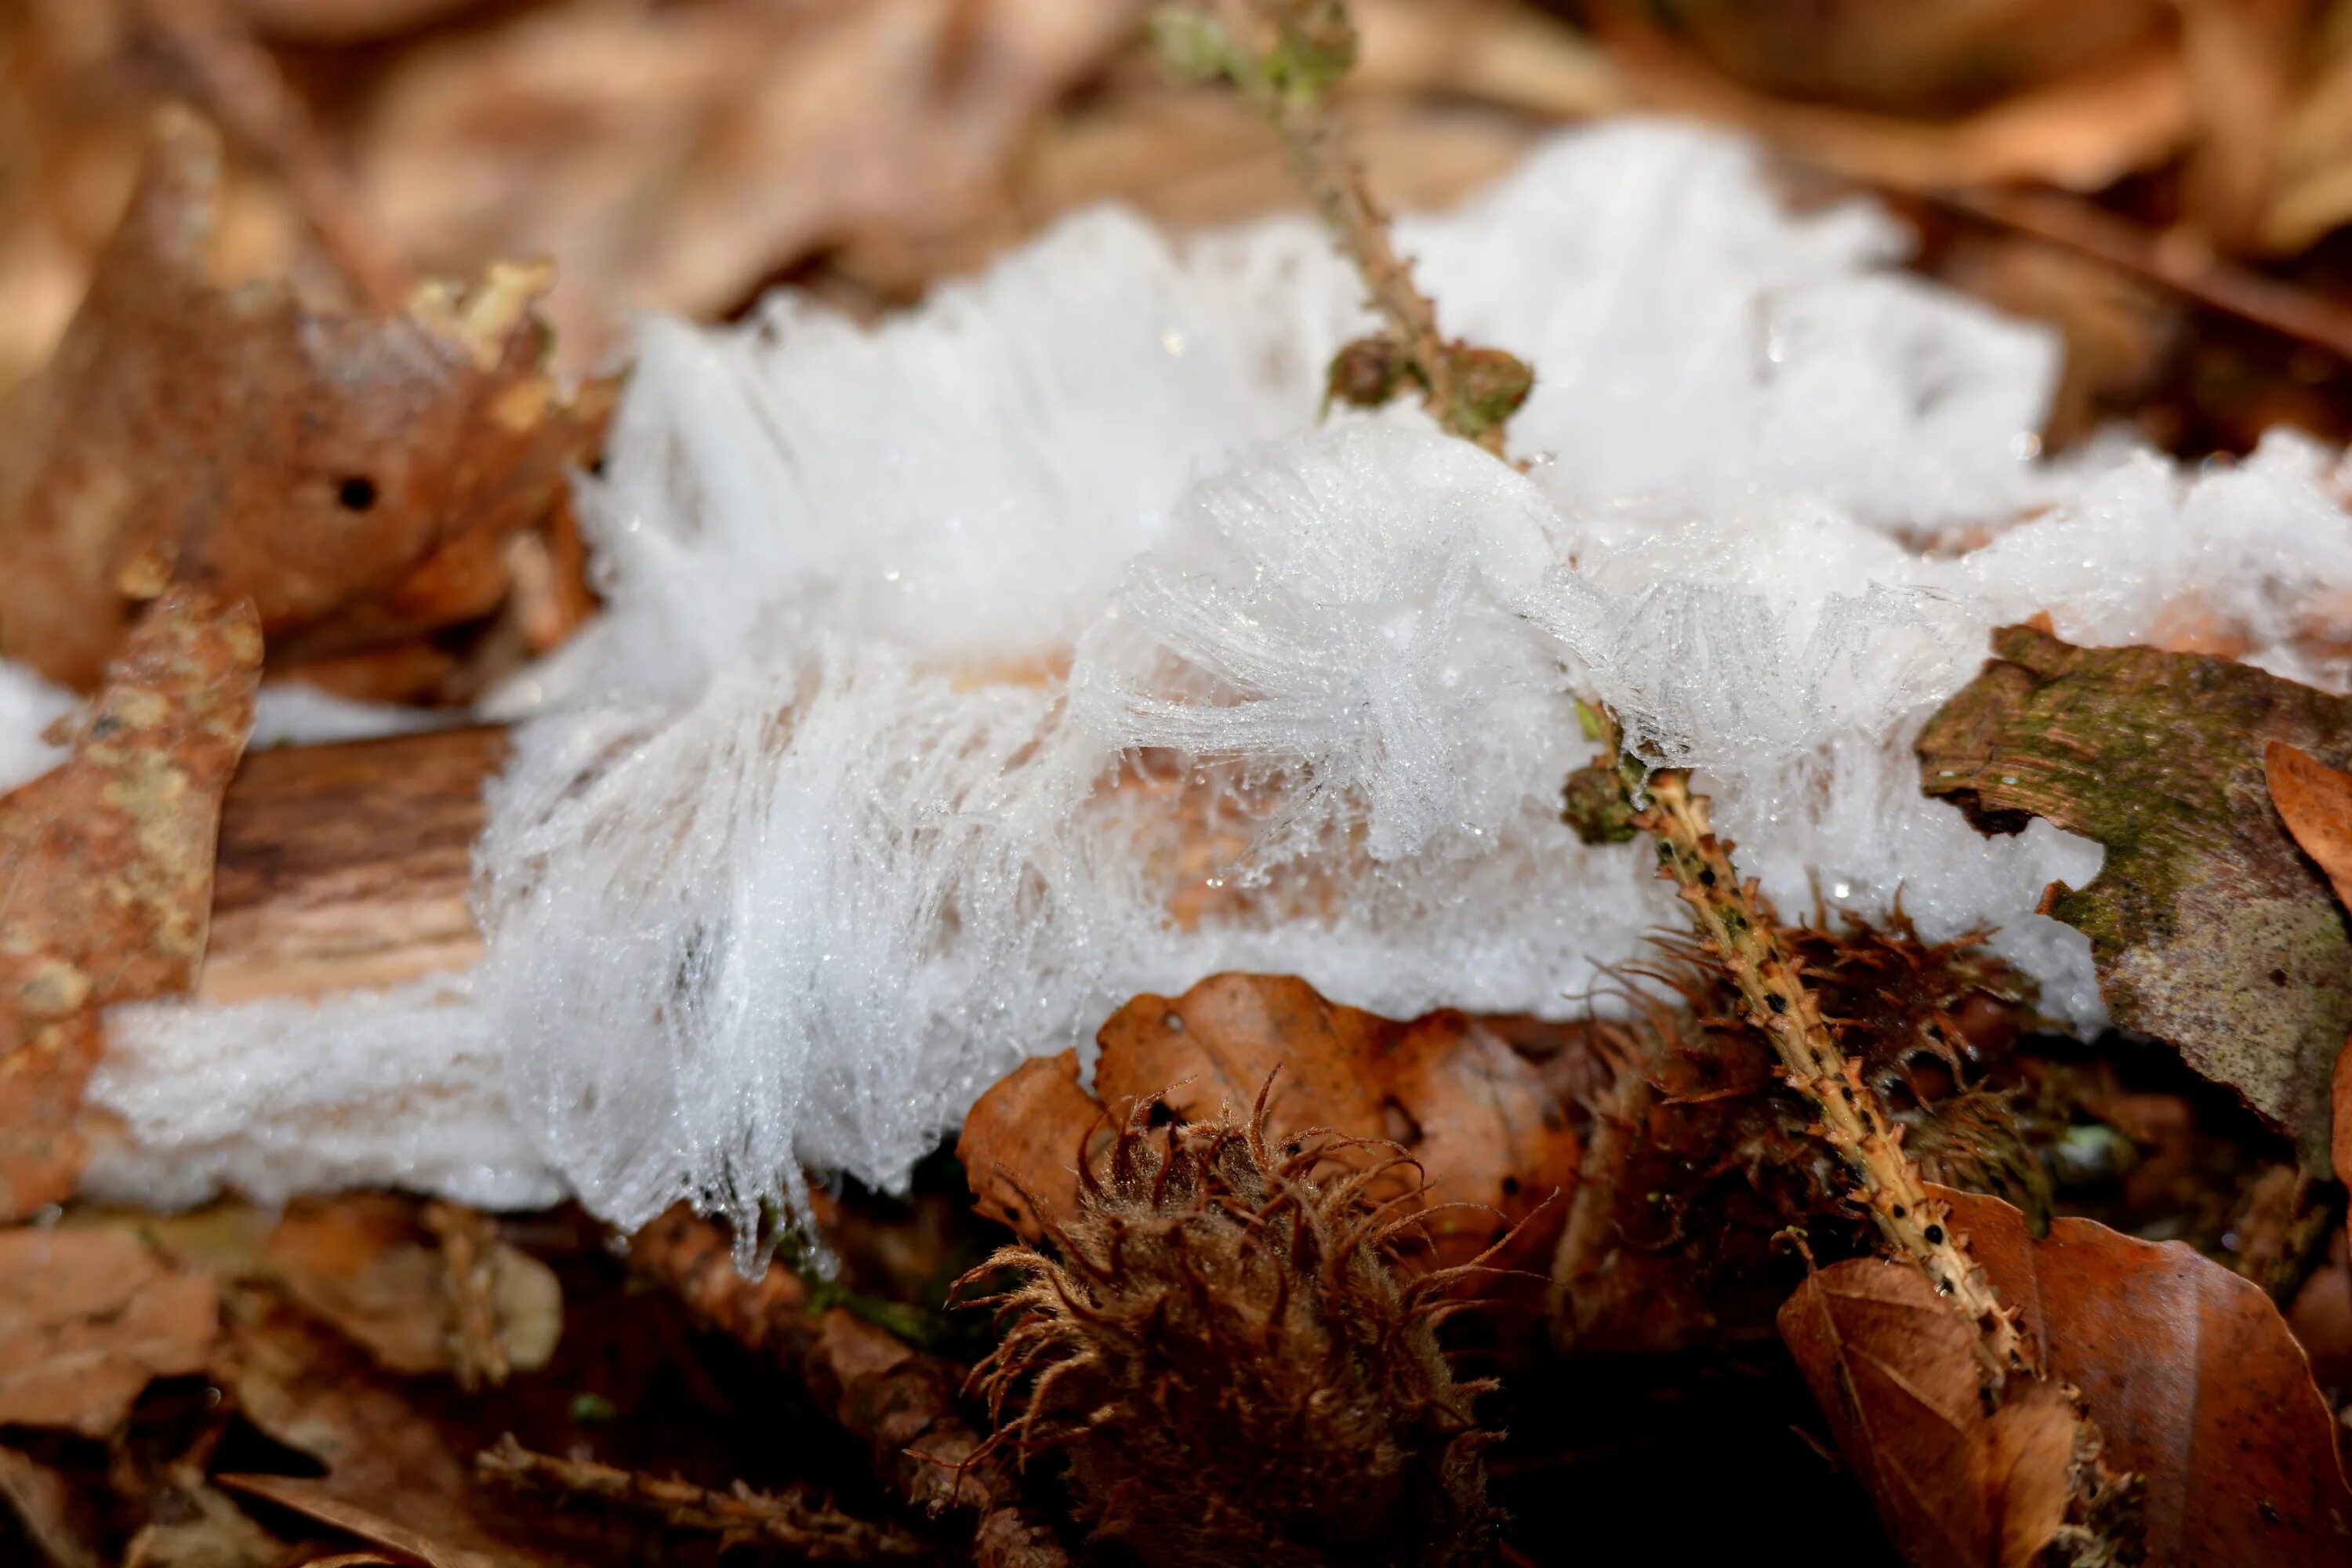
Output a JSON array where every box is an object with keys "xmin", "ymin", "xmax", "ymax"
[{"xmin": 1919, "ymin": 624, "xmax": 2352, "ymax": 1170}]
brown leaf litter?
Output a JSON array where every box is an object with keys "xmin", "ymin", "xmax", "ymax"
[
  {"xmin": 0, "ymin": 106, "xmax": 605, "ymax": 697},
  {"xmin": 960, "ymin": 971, "xmax": 1579, "ymax": 1277},
  {"xmin": 0, "ymin": 1227, "xmax": 219, "ymax": 1437},
  {"xmin": 1784, "ymin": 1185, "xmax": 2352, "ymax": 1566},
  {"xmin": 1548, "ymin": 910, "xmax": 2045, "ymax": 1356},
  {"xmin": 0, "ymin": 586, "xmax": 259, "ymax": 1220}
]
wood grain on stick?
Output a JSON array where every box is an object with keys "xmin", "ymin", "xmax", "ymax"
[{"xmin": 198, "ymin": 725, "xmax": 501, "ymax": 1000}]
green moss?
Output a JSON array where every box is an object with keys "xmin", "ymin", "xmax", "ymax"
[{"xmin": 1918, "ymin": 626, "xmax": 2352, "ymax": 1171}]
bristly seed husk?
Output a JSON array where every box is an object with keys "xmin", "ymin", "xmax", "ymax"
[{"xmin": 957, "ymin": 1086, "xmax": 1500, "ymax": 1568}]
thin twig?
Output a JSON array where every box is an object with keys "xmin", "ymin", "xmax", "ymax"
[
  {"xmin": 1633, "ymin": 766, "xmax": 2027, "ymax": 1381},
  {"xmin": 422, "ymin": 1201, "xmax": 508, "ymax": 1392},
  {"xmin": 1936, "ymin": 185, "xmax": 2352, "ymax": 365},
  {"xmin": 1156, "ymin": 1, "xmax": 1530, "ymax": 456},
  {"xmin": 628, "ymin": 1207, "xmax": 1074, "ymax": 1568},
  {"xmin": 477, "ymin": 1434, "xmax": 927, "ymax": 1562}
]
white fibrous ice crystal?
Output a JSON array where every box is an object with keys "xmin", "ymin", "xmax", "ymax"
[{"xmin": 73, "ymin": 121, "xmax": 2352, "ymax": 1247}]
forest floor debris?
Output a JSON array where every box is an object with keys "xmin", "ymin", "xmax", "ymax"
[{"xmin": 12, "ymin": 1, "xmax": 2352, "ymax": 1564}]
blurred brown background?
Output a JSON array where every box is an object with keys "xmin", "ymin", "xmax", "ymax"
[{"xmin": 11, "ymin": 0, "xmax": 2352, "ymax": 456}]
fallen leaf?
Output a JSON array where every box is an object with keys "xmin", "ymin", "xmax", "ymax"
[
  {"xmin": 964, "ymin": 973, "xmax": 1579, "ymax": 1273},
  {"xmin": 956, "ymin": 1049, "xmax": 1110, "ymax": 1240},
  {"xmin": 218, "ymin": 1290, "xmax": 584, "ymax": 1568},
  {"xmin": 2171, "ymin": 0, "xmax": 2309, "ymax": 250},
  {"xmin": 216, "ymin": 1475, "xmax": 498, "ymax": 1568},
  {"xmin": 122, "ymin": 1465, "xmax": 300, "ymax": 1568},
  {"xmin": 2270, "ymin": 740, "xmax": 2352, "ymax": 912},
  {"xmin": 0, "ymin": 1228, "xmax": 219, "ymax": 1436},
  {"xmin": 1919, "ymin": 624, "xmax": 2352, "ymax": 1170},
  {"xmin": 0, "ymin": 586, "xmax": 259, "ymax": 1218},
  {"xmin": 352, "ymin": 0, "xmax": 1144, "ymax": 367},
  {"xmin": 2287, "ymin": 1229, "xmax": 2352, "ymax": 1395},
  {"xmin": 1595, "ymin": 0, "xmax": 2171, "ymax": 118},
  {"xmin": 2265, "ymin": 2, "xmax": 2352, "ymax": 252},
  {"xmin": 231, "ymin": 0, "xmax": 485, "ymax": 45},
  {"xmin": 0, "ymin": 106, "xmax": 604, "ymax": 691},
  {"xmin": 1780, "ymin": 1257, "xmax": 2090, "ymax": 1567},
  {"xmin": 266, "ymin": 1196, "xmax": 561, "ymax": 1381},
  {"xmin": 1784, "ymin": 1185, "xmax": 2352, "ymax": 1565},
  {"xmin": 0, "ymin": 1444, "xmax": 104, "ymax": 1568},
  {"xmin": 2274, "ymin": 741, "xmax": 2352, "ymax": 1244},
  {"xmin": 1592, "ymin": 3, "xmax": 2193, "ymax": 192}
]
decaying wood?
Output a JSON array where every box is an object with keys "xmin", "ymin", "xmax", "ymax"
[
  {"xmin": 629, "ymin": 1207, "xmax": 1075, "ymax": 1568},
  {"xmin": 198, "ymin": 724, "xmax": 501, "ymax": 1000}
]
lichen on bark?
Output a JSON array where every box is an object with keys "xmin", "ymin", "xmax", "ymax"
[{"xmin": 1919, "ymin": 623, "xmax": 2352, "ymax": 1170}]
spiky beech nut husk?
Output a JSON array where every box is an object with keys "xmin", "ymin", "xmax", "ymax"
[{"xmin": 959, "ymin": 1090, "xmax": 1498, "ymax": 1568}]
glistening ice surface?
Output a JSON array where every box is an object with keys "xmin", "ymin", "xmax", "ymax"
[{"xmin": 77, "ymin": 122, "xmax": 2352, "ymax": 1249}]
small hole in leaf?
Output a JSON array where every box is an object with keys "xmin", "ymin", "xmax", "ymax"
[
  {"xmin": 337, "ymin": 475, "xmax": 378, "ymax": 511},
  {"xmin": 1501, "ymin": 1176, "xmax": 1521, "ymax": 1197}
]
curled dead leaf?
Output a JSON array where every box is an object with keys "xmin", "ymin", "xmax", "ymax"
[
  {"xmin": 2270, "ymin": 740, "xmax": 2352, "ymax": 913},
  {"xmin": 1784, "ymin": 1186, "xmax": 2352, "ymax": 1566},
  {"xmin": 0, "ymin": 1228, "xmax": 219, "ymax": 1437},
  {"xmin": 1780, "ymin": 1258, "xmax": 2093, "ymax": 1567},
  {"xmin": 957, "ymin": 1049, "xmax": 1111, "ymax": 1240},
  {"xmin": 0, "ymin": 586, "xmax": 259, "ymax": 1218},
  {"xmin": 0, "ymin": 107, "xmax": 605, "ymax": 692},
  {"xmin": 961, "ymin": 973, "xmax": 1578, "ymax": 1275}
]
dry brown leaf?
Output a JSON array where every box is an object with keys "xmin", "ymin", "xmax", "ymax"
[
  {"xmin": 2173, "ymin": 0, "xmax": 2312, "ymax": 249},
  {"xmin": 216, "ymin": 1476, "xmax": 497, "ymax": 1568},
  {"xmin": 1595, "ymin": 5, "xmax": 2192, "ymax": 193},
  {"xmin": 0, "ymin": 106, "xmax": 604, "ymax": 691},
  {"xmin": 0, "ymin": 1228, "xmax": 219, "ymax": 1436},
  {"xmin": 230, "ymin": 0, "xmax": 485, "ymax": 45},
  {"xmin": 0, "ymin": 587, "xmax": 258, "ymax": 1218},
  {"xmin": 1780, "ymin": 1257, "xmax": 2087, "ymax": 1567},
  {"xmin": 963, "ymin": 973, "xmax": 1578, "ymax": 1274},
  {"xmin": 353, "ymin": 0, "xmax": 1144, "ymax": 367},
  {"xmin": 263, "ymin": 1196, "xmax": 561, "ymax": 1381},
  {"xmin": 2266, "ymin": 0, "xmax": 2352, "ymax": 251},
  {"xmin": 957, "ymin": 1048, "xmax": 1112, "ymax": 1240},
  {"xmin": 122, "ymin": 1464, "xmax": 302, "ymax": 1568},
  {"xmin": 1785, "ymin": 1186, "xmax": 2352, "ymax": 1565},
  {"xmin": 2270, "ymin": 740, "xmax": 2352, "ymax": 912},
  {"xmin": 1599, "ymin": 0, "xmax": 2170, "ymax": 118},
  {"xmin": 219, "ymin": 1290, "xmax": 584, "ymax": 1568}
]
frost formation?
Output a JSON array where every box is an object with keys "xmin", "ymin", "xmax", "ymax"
[{"xmin": 75, "ymin": 122, "xmax": 2352, "ymax": 1247}]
